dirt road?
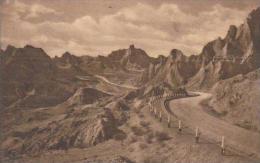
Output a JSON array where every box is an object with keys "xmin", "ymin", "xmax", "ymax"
[
  {"xmin": 94, "ymin": 75, "xmax": 138, "ymax": 90},
  {"xmin": 168, "ymin": 92, "xmax": 260, "ymax": 158},
  {"xmin": 76, "ymin": 75, "xmax": 138, "ymax": 90}
]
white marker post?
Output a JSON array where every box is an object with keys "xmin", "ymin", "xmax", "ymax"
[
  {"xmin": 178, "ymin": 120, "xmax": 182, "ymax": 132},
  {"xmin": 221, "ymin": 136, "xmax": 225, "ymax": 155},
  {"xmin": 195, "ymin": 127, "xmax": 199, "ymax": 143},
  {"xmin": 154, "ymin": 108, "xmax": 157, "ymax": 118},
  {"xmin": 159, "ymin": 111, "xmax": 162, "ymax": 122}
]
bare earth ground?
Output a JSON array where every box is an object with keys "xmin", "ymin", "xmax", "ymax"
[
  {"xmin": 1, "ymin": 76, "xmax": 259, "ymax": 163},
  {"xmin": 4, "ymin": 100, "xmax": 256, "ymax": 163}
]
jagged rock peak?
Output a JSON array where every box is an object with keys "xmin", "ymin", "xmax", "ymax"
[
  {"xmin": 23, "ymin": 45, "xmax": 46, "ymax": 53},
  {"xmin": 4, "ymin": 45, "xmax": 17, "ymax": 55},
  {"xmin": 225, "ymin": 25, "xmax": 237, "ymax": 40},
  {"xmin": 61, "ymin": 51, "xmax": 75, "ymax": 58},
  {"xmin": 127, "ymin": 44, "xmax": 137, "ymax": 56},
  {"xmin": 62, "ymin": 51, "xmax": 72, "ymax": 56},
  {"xmin": 5, "ymin": 44, "xmax": 16, "ymax": 51},
  {"xmin": 129, "ymin": 44, "xmax": 135, "ymax": 50},
  {"xmin": 247, "ymin": 7, "xmax": 260, "ymax": 21},
  {"xmin": 58, "ymin": 51, "xmax": 81, "ymax": 65},
  {"xmin": 169, "ymin": 49, "xmax": 186, "ymax": 61},
  {"xmin": 3, "ymin": 44, "xmax": 50, "ymax": 60},
  {"xmin": 170, "ymin": 49, "xmax": 184, "ymax": 55},
  {"xmin": 24, "ymin": 45, "xmax": 36, "ymax": 49},
  {"xmin": 22, "ymin": 44, "xmax": 49, "ymax": 57}
]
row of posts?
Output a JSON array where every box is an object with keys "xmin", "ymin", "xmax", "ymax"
[
  {"xmin": 152, "ymin": 93, "xmax": 186, "ymax": 99},
  {"xmin": 149, "ymin": 95, "xmax": 226, "ymax": 155}
]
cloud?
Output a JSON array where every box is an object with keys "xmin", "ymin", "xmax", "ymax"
[
  {"xmin": 1, "ymin": 0, "xmax": 61, "ymax": 19},
  {"xmin": 25, "ymin": 3, "xmax": 59, "ymax": 19},
  {"xmin": 1, "ymin": 1, "xmax": 251, "ymax": 57}
]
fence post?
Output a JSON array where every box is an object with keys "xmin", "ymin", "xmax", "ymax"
[
  {"xmin": 195, "ymin": 127, "xmax": 200, "ymax": 143},
  {"xmin": 167, "ymin": 115, "xmax": 171, "ymax": 128},
  {"xmin": 221, "ymin": 136, "xmax": 225, "ymax": 155},
  {"xmin": 178, "ymin": 120, "xmax": 182, "ymax": 132}
]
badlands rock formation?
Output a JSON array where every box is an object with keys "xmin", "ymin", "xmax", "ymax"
[{"xmin": 141, "ymin": 7, "xmax": 260, "ymax": 90}]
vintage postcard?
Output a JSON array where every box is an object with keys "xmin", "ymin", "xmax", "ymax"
[{"xmin": 0, "ymin": 0, "xmax": 260, "ymax": 162}]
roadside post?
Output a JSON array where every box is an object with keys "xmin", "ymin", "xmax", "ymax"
[
  {"xmin": 195, "ymin": 127, "xmax": 200, "ymax": 143},
  {"xmin": 178, "ymin": 120, "xmax": 182, "ymax": 132},
  {"xmin": 221, "ymin": 136, "xmax": 225, "ymax": 155},
  {"xmin": 159, "ymin": 111, "xmax": 162, "ymax": 122}
]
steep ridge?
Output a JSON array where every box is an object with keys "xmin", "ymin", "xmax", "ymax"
[
  {"xmin": 0, "ymin": 44, "xmax": 152, "ymax": 108},
  {"xmin": 53, "ymin": 51, "xmax": 88, "ymax": 80},
  {"xmin": 67, "ymin": 87, "xmax": 111, "ymax": 105},
  {"xmin": 139, "ymin": 55, "xmax": 167, "ymax": 84},
  {"xmin": 120, "ymin": 44, "xmax": 152, "ymax": 70},
  {"xmin": 0, "ymin": 45, "xmax": 87, "ymax": 108},
  {"xmin": 0, "ymin": 87, "xmax": 126, "ymax": 156},
  {"xmin": 141, "ymin": 49, "xmax": 201, "ymax": 88},
  {"xmin": 54, "ymin": 52, "xmax": 82, "ymax": 69},
  {"xmin": 142, "ymin": 7, "xmax": 260, "ymax": 90},
  {"xmin": 79, "ymin": 45, "xmax": 154, "ymax": 74},
  {"xmin": 209, "ymin": 68, "xmax": 260, "ymax": 132},
  {"xmin": 188, "ymin": 7, "xmax": 260, "ymax": 89}
]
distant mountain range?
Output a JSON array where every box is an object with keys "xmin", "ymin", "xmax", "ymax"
[
  {"xmin": 0, "ymin": 43, "xmax": 155, "ymax": 108},
  {"xmin": 1, "ymin": 7, "xmax": 259, "ymax": 108}
]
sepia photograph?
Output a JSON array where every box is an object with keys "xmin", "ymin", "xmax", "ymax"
[{"xmin": 0, "ymin": 0, "xmax": 260, "ymax": 162}]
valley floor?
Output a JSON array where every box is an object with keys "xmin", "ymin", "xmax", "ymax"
[{"xmin": 1, "ymin": 77, "xmax": 259, "ymax": 163}]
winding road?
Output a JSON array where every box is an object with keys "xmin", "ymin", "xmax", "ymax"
[
  {"xmin": 167, "ymin": 92, "xmax": 260, "ymax": 158},
  {"xmin": 77, "ymin": 74, "xmax": 260, "ymax": 158},
  {"xmin": 94, "ymin": 75, "xmax": 138, "ymax": 90},
  {"xmin": 76, "ymin": 75, "xmax": 138, "ymax": 90}
]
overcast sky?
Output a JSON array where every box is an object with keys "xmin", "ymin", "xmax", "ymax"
[{"xmin": 0, "ymin": 0, "xmax": 259, "ymax": 57}]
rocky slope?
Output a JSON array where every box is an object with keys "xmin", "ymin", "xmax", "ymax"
[
  {"xmin": 141, "ymin": 49, "xmax": 201, "ymax": 88},
  {"xmin": 0, "ymin": 45, "xmax": 92, "ymax": 108},
  {"xmin": 53, "ymin": 51, "xmax": 87, "ymax": 79},
  {"xmin": 0, "ymin": 87, "xmax": 128, "ymax": 157},
  {"xmin": 141, "ymin": 7, "xmax": 260, "ymax": 90},
  {"xmin": 208, "ymin": 68, "xmax": 260, "ymax": 132},
  {"xmin": 0, "ymin": 43, "xmax": 154, "ymax": 108},
  {"xmin": 80, "ymin": 45, "xmax": 154, "ymax": 74},
  {"xmin": 67, "ymin": 87, "xmax": 111, "ymax": 105},
  {"xmin": 120, "ymin": 45, "xmax": 152, "ymax": 70},
  {"xmin": 187, "ymin": 7, "xmax": 260, "ymax": 89}
]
